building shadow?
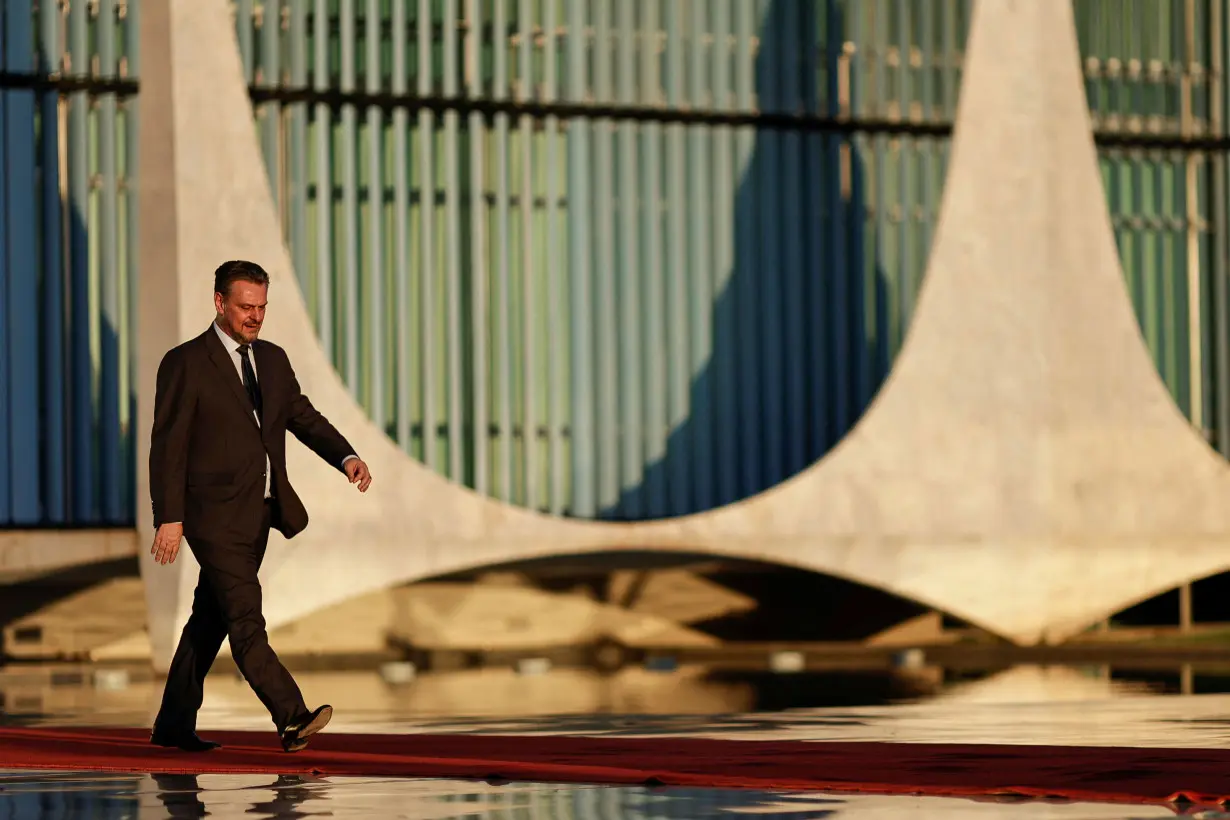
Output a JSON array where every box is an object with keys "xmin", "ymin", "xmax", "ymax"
[{"xmin": 604, "ymin": 0, "xmax": 894, "ymax": 520}]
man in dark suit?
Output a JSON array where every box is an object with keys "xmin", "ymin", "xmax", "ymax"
[{"xmin": 147, "ymin": 259, "xmax": 373, "ymax": 753}]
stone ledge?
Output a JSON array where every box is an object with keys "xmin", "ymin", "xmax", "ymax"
[{"xmin": 0, "ymin": 529, "xmax": 138, "ymax": 581}]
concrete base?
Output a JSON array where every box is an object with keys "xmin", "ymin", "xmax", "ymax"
[
  {"xmin": 132, "ymin": 0, "xmax": 1230, "ymax": 673},
  {"xmin": 86, "ymin": 574, "xmax": 746, "ymax": 664},
  {"xmin": 2, "ymin": 577, "xmax": 146, "ymax": 661},
  {"xmin": 0, "ymin": 530, "xmax": 135, "ymax": 583}
]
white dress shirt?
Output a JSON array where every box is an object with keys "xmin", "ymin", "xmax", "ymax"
[
  {"xmin": 213, "ymin": 322, "xmax": 274, "ymax": 498},
  {"xmin": 212, "ymin": 322, "xmax": 358, "ymax": 500}
]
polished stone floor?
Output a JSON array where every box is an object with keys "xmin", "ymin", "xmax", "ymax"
[
  {"xmin": 1, "ymin": 663, "xmax": 1228, "ymax": 818},
  {"xmin": 0, "ymin": 770, "xmax": 1204, "ymax": 819}
]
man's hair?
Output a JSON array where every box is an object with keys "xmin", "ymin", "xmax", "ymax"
[{"xmin": 214, "ymin": 259, "xmax": 271, "ymax": 297}]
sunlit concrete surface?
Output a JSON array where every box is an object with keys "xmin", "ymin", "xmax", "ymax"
[
  {"xmin": 84, "ymin": 571, "xmax": 755, "ymax": 663},
  {"xmin": 2, "ymin": 579, "xmax": 147, "ymax": 661},
  {"xmin": 127, "ymin": 0, "xmax": 1230, "ymax": 674},
  {"xmin": 0, "ymin": 770, "xmax": 1180, "ymax": 820},
  {"xmin": 0, "ymin": 530, "xmax": 135, "ymax": 583}
]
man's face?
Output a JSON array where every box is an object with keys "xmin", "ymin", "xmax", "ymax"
[{"xmin": 214, "ymin": 280, "xmax": 268, "ymax": 345}]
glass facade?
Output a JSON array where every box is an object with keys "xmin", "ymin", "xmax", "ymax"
[
  {"xmin": 1079, "ymin": 1, "xmax": 1222, "ymax": 439},
  {"xmin": 0, "ymin": 0, "xmax": 138, "ymax": 527},
  {"xmin": 247, "ymin": 0, "xmax": 1229, "ymax": 522},
  {"xmin": 245, "ymin": 0, "xmax": 971, "ymax": 520},
  {"xmin": 0, "ymin": 1, "xmax": 1226, "ymax": 527}
]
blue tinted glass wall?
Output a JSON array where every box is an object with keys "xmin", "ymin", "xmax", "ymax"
[{"xmin": 0, "ymin": 0, "xmax": 138, "ymax": 527}]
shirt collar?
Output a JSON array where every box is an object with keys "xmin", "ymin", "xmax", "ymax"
[{"xmin": 213, "ymin": 320, "xmax": 245, "ymax": 354}]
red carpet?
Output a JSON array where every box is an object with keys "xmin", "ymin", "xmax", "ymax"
[{"xmin": 1, "ymin": 727, "xmax": 1229, "ymax": 808}]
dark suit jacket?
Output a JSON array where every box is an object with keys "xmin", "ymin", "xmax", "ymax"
[{"xmin": 149, "ymin": 325, "xmax": 357, "ymax": 545}]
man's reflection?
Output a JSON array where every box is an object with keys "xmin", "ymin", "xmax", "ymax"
[
  {"xmin": 244, "ymin": 774, "xmax": 330, "ymax": 819},
  {"xmin": 149, "ymin": 773, "xmax": 329, "ymax": 819},
  {"xmin": 149, "ymin": 774, "xmax": 207, "ymax": 819}
]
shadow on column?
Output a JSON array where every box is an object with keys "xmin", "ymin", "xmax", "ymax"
[{"xmin": 606, "ymin": 0, "xmax": 897, "ymax": 521}]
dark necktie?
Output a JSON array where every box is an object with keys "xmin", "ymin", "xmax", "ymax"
[{"xmin": 237, "ymin": 344, "xmax": 263, "ymax": 419}]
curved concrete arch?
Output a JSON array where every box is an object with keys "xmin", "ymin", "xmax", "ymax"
[{"xmin": 137, "ymin": 0, "xmax": 1230, "ymax": 672}]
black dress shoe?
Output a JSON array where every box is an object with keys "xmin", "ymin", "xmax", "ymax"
[
  {"xmin": 150, "ymin": 729, "xmax": 221, "ymax": 752},
  {"xmin": 280, "ymin": 704, "xmax": 332, "ymax": 753}
]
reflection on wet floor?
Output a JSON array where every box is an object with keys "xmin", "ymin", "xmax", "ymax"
[
  {"xmin": 0, "ymin": 770, "xmax": 1189, "ymax": 820},
  {"xmin": 0, "ymin": 654, "xmax": 1191, "ymax": 726},
  {"xmin": 5, "ymin": 663, "xmax": 1230, "ymax": 748},
  {"xmin": 3, "ymin": 664, "xmax": 1230, "ymax": 818}
]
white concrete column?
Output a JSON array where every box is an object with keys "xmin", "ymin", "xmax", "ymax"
[
  {"xmin": 136, "ymin": 0, "xmax": 197, "ymax": 674},
  {"xmin": 122, "ymin": 0, "xmax": 1230, "ymax": 673}
]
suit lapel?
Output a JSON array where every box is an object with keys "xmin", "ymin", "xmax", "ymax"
[
  {"xmin": 252, "ymin": 340, "xmax": 277, "ymax": 429},
  {"xmin": 203, "ymin": 326, "xmax": 260, "ymax": 430}
]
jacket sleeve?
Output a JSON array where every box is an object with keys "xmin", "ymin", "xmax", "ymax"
[
  {"xmin": 284, "ymin": 356, "xmax": 358, "ymax": 471},
  {"xmin": 149, "ymin": 349, "xmax": 197, "ymax": 526}
]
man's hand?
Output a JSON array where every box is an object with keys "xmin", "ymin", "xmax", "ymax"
[
  {"xmin": 151, "ymin": 523, "xmax": 184, "ymax": 565},
  {"xmin": 344, "ymin": 458, "xmax": 372, "ymax": 492}
]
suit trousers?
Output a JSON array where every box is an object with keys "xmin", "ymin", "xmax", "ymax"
[{"xmin": 155, "ymin": 500, "xmax": 307, "ymax": 732}]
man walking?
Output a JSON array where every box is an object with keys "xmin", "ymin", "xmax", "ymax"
[{"xmin": 147, "ymin": 259, "xmax": 373, "ymax": 753}]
